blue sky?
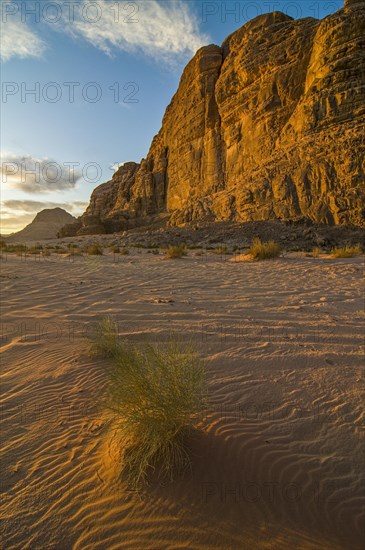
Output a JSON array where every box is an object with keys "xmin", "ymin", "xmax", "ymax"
[{"xmin": 1, "ymin": 0, "xmax": 342, "ymax": 233}]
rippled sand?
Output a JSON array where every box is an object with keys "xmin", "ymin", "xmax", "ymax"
[{"xmin": 1, "ymin": 250, "xmax": 364, "ymax": 549}]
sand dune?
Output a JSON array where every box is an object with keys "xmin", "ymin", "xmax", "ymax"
[{"xmin": 1, "ymin": 250, "xmax": 364, "ymax": 549}]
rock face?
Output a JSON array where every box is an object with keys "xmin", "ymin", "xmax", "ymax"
[
  {"xmin": 76, "ymin": 1, "xmax": 365, "ymax": 235},
  {"xmin": 5, "ymin": 208, "xmax": 76, "ymax": 242},
  {"xmin": 77, "ymin": 162, "xmax": 140, "ymax": 234}
]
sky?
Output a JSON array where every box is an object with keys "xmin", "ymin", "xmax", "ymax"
[{"xmin": 0, "ymin": 0, "xmax": 343, "ymax": 234}]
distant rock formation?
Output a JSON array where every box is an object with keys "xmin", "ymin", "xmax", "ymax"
[
  {"xmin": 70, "ymin": 0, "xmax": 365, "ymax": 236},
  {"xmin": 5, "ymin": 208, "xmax": 76, "ymax": 242}
]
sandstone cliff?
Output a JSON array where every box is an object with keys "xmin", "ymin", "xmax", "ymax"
[{"xmin": 73, "ymin": 0, "xmax": 365, "ymax": 235}]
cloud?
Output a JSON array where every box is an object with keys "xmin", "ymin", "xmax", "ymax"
[
  {"xmin": 2, "ymin": 200, "xmax": 88, "ymax": 213},
  {"xmin": 0, "ymin": 213, "xmax": 35, "ymax": 234},
  {"xmin": 60, "ymin": 0, "xmax": 209, "ymax": 64},
  {"xmin": 0, "ymin": 19, "xmax": 45, "ymax": 62},
  {"xmin": 0, "ymin": 153, "xmax": 83, "ymax": 194},
  {"xmin": 0, "ymin": 199, "xmax": 88, "ymax": 234},
  {"xmin": 1, "ymin": 1, "xmax": 208, "ymax": 66}
]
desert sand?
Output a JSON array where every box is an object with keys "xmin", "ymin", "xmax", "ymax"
[{"xmin": 1, "ymin": 249, "xmax": 364, "ymax": 549}]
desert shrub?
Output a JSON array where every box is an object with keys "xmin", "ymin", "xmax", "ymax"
[
  {"xmin": 53, "ymin": 245, "xmax": 67, "ymax": 254},
  {"xmin": 332, "ymin": 245, "xmax": 363, "ymax": 258},
  {"xmin": 213, "ymin": 245, "xmax": 229, "ymax": 255},
  {"xmin": 91, "ymin": 318, "xmax": 206, "ymax": 486},
  {"xmin": 87, "ymin": 243, "xmax": 103, "ymax": 255},
  {"xmin": 248, "ymin": 238, "xmax": 281, "ymax": 260},
  {"xmin": 4, "ymin": 244, "xmax": 27, "ymax": 253},
  {"xmin": 91, "ymin": 317, "xmax": 121, "ymax": 358},
  {"xmin": 28, "ymin": 247, "xmax": 41, "ymax": 255},
  {"xmin": 120, "ymin": 248, "xmax": 129, "ymax": 255},
  {"xmin": 166, "ymin": 244, "xmax": 187, "ymax": 259},
  {"xmin": 70, "ymin": 248, "xmax": 83, "ymax": 256},
  {"xmin": 66, "ymin": 243, "xmax": 81, "ymax": 255},
  {"xmin": 111, "ymin": 245, "xmax": 120, "ymax": 254}
]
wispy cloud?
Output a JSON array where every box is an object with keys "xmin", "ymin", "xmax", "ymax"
[
  {"xmin": 0, "ymin": 213, "xmax": 35, "ymax": 234},
  {"xmin": 1, "ymin": 153, "xmax": 82, "ymax": 194},
  {"xmin": 0, "ymin": 20, "xmax": 45, "ymax": 62},
  {"xmin": 1, "ymin": 1, "xmax": 208, "ymax": 65},
  {"xmin": 60, "ymin": 0, "xmax": 209, "ymax": 64},
  {"xmin": 2, "ymin": 199, "xmax": 87, "ymax": 213},
  {"xmin": 0, "ymin": 199, "xmax": 87, "ymax": 234}
]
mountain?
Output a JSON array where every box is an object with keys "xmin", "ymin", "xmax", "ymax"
[
  {"xmin": 4, "ymin": 208, "xmax": 76, "ymax": 242},
  {"xmin": 62, "ymin": 0, "xmax": 365, "ymax": 237}
]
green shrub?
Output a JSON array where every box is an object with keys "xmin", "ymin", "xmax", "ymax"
[
  {"xmin": 87, "ymin": 243, "xmax": 103, "ymax": 255},
  {"xmin": 248, "ymin": 238, "xmax": 281, "ymax": 260},
  {"xmin": 91, "ymin": 318, "xmax": 206, "ymax": 487},
  {"xmin": 332, "ymin": 245, "xmax": 363, "ymax": 258},
  {"xmin": 166, "ymin": 244, "xmax": 187, "ymax": 259}
]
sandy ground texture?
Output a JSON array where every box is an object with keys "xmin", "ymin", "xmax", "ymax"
[{"xmin": 0, "ymin": 249, "xmax": 364, "ymax": 550}]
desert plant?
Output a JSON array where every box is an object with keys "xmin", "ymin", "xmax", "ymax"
[
  {"xmin": 87, "ymin": 243, "xmax": 103, "ymax": 255},
  {"xmin": 91, "ymin": 316, "xmax": 121, "ymax": 358},
  {"xmin": 28, "ymin": 247, "xmax": 41, "ymax": 255},
  {"xmin": 166, "ymin": 244, "xmax": 187, "ymax": 259},
  {"xmin": 4, "ymin": 244, "xmax": 27, "ymax": 253},
  {"xmin": 120, "ymin": 248, "xmax": 129, "ymax": 255},
  {"xmin": 248, "ymin": 238, "xmax": 281, "ymax": 260},
  {"xmin": 213, "ymin": 245, "xmax": 229, "ymax": 255},
  {"xmin": 91, "ymin": 318, "xmax": 206, "ymax": 486},
  {"xmin": 213, "ymin": 245, "xmax": 231, "ymax": 256},
  {"xmin": 111, "ymin": 245, "xmax": 120, "ymax": 254},
  {"xmin": 332, "ymin": 245, "xmax": 363, "ymax": 258},
  {"xmin": 53, "ymin": 245, "xmax": 68, "ymax": 254}
]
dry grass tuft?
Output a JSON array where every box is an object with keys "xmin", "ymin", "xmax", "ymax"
[
  {"xmin": 332, "ymin": 245, "xmax": 363, "ymax": 258},
  {"xmin": 91, "ymin": 317, "xmax": 206, "ymax": 486},
  {"xmin": 87, "ymin": 243, "xmax": 103, "ymax": 255},
  {"xmin": 166, "ymin": 244, "xmax": 187, "ymax": 259},
  {"xmin": 248, "ymin": 238, "xmax": 281, "ymax": 260}
]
